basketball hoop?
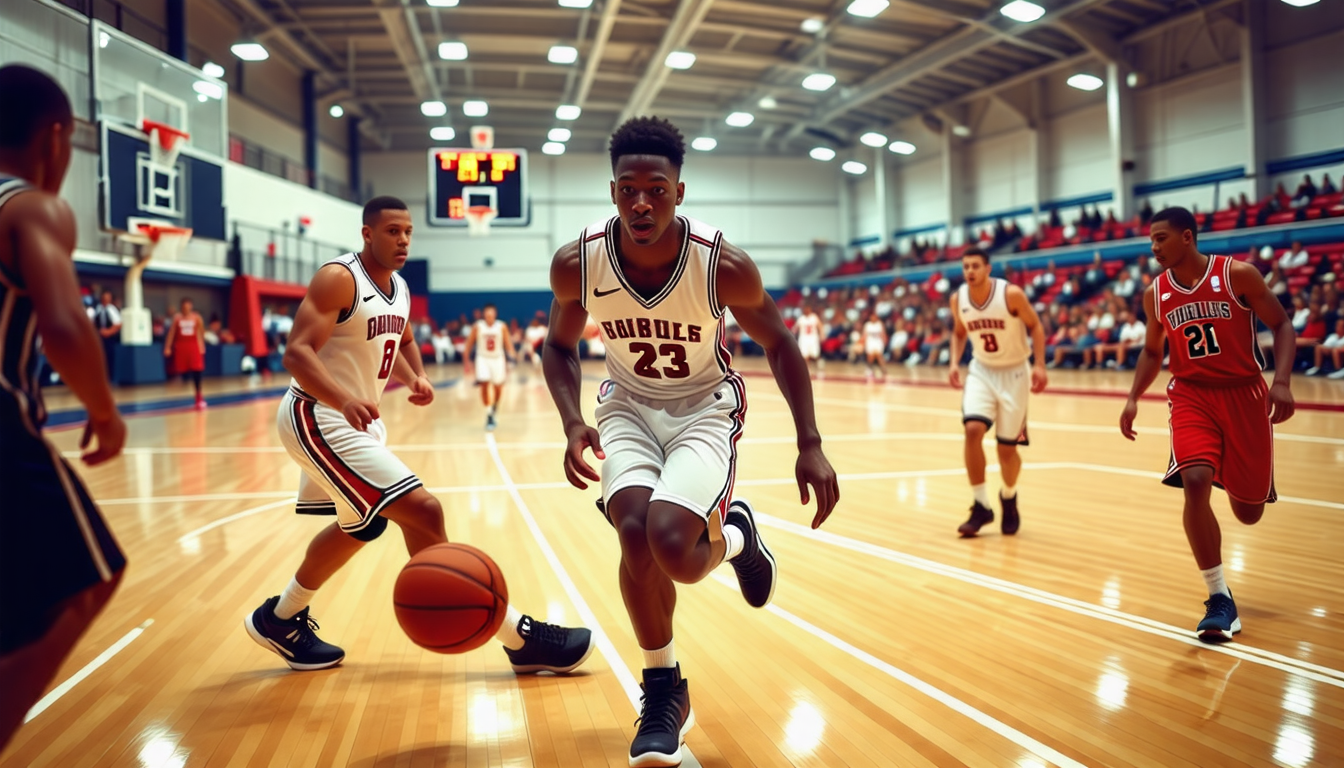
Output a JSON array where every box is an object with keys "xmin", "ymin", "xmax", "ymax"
[
  {"xmin": 465, "ymin": 206, "xmax": 497, "ymax": 238},
  {"xmin": 142, "ymin": 119, "xmax": 190, "ymax": 169},
  {"xmin": 119, "ymin": 217, "xmax": 193, "ymax": 263},
  {"xmin": 115, "ymin": 217, "xmax": 193, "ymax": 346}
]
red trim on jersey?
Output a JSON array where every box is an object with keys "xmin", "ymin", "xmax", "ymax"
[
  {"xmin": 292, "ymin": 397, "xmax": 381, "ymax": 513},
  {"xmin": 584, "ymin": 232, "xmax": 606, "ymax": 243},
  {"xmin": 710, "ymin": 372, "xmax": 748, "ymax": 525},
  {"xmin": 689, "ymin": 234, "xmax": 716, "ymax": 248}
]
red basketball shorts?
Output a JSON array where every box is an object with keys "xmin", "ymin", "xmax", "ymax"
[{"xmin": 1162, "ymin": 376, "xmax": 1276, "ymax": 504}]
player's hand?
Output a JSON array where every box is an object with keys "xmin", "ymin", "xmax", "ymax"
[
  {"xmin": 341, "ymin": 398, "xmax": 380, "ymax": 431},
  {"xmin": 163, "ymin": 346, "xmax": 171, "ymax": 357},
  {"xmin": 1119, "ymin": 397, "xmax": 1139, "ymax": 441},
  {"xmin": 1031, "ymin": 364, "xmax": 1049, "ymax": 393},
  {"xmin": 462, "ymin": 360, "xmax": 474, "ymax": 378},
  {"xmin": 80, "ymin": 412, "xmax": 126, "ymax": 466},
  {"xmin": 407, "ymin": 375, "xmax": 434, "ymax": 406},
  {"xmin": 796, "ymin": 444, "xmax": 839, "ymax": 529},
  {"xmin": 562, "ymin": 422, "xmax": 604, "ymax": 490},
  {"xmin": 948, "ymin": 367, "xmax": 963, "ymax": 389},
  {"xmin": 1268, "ymin": 382, "xmax": 1295, "ymax": 424}
]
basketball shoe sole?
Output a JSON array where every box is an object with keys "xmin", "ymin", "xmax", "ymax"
[
  {"xmin": 629, "ymin": 709, "xmax": 697, "ymax": 768},
  {"xmin": 243, "ymin": 611, "xmax": 344, "ymax": 671}
]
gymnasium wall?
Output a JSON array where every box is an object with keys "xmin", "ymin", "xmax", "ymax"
[{"xmin": 361, "ymin": 152, "xmax": 844, "ymax": 301}]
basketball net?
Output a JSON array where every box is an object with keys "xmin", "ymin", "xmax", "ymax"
[
  {"xmin": 467, "ymin": 125, "xmax": 495, "ymax": 237},
  {"xmin": 143, "ymin": 119, "xmax": 190, "ymax": 169}
]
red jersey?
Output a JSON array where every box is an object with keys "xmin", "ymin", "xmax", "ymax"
[{"xmin": 1154, "ymin": 254, "xmax": 1264, "ymax": 385}]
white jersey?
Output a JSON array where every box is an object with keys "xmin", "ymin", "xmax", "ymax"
[
  {"xmin": 863, "ymin": 321, "xmax": 885, "ymax": 345},
  {"xmin": 474, "ymin": 319, "xmax": 508, "ymax": 360},
  {"xmin": 797, "ymin": 313, "xmax": 821, "ymax": 340},
  {"xmin": 581, "ymin": 215, "xmax": 730, "ymax": 400},
  {"xmin": 957, "ymin": 277, "xmax": 1029, "ymax": 367},
  {"xmin": 292, "ymin": 253, "xmax": 410, "ymax": 404}
]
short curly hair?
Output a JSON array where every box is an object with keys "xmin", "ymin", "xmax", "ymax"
[{"xmin": 608, "ymin": 116, "xmax": 686, "ymax": 170}]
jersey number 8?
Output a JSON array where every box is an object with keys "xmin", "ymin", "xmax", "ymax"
[
  {"xmin": 378, "ymin": 339, "xmax": 397, "ymax": 379},
  {"xmin": 980, "ymin": 333, "xmax": 999, "ymax": 353}
]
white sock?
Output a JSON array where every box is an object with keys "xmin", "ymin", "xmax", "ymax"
[
  {"xmin": 972, "ymin": 484, "xmax": 991, "ymax": 508},
  {"xmin": 274, "ymin": 576, "xmax": 317, "ymax": 620},
  {"xmin": 1201, "ymin": 565, "xmax": 1230, "ymax": 598},
  {"xmin": 642, "ymin": 639, "xmax": 676, "ymax": 669},
  {"xmin": 721, "ymin": 522, "xmax": 746, "ymax": 563},
  {"xmin": 495, "ymin": 604, "xmax": 526, "ymax": 650},
  {"xmin": 1001, "ymin": 485, "xmax": 1017, "ymax": 500}
]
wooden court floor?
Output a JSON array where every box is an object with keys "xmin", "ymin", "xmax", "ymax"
[{"xmin": 6, "ymin": 360, "xmax": 1343, "ymax": 768}]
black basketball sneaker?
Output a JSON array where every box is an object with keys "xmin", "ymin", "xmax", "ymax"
[
  {"xmin": 957, "ymin": 501, "xmax": 995, "ymax": 537},
  {"xmin": 1000, "ymin": 492, "xmax": 1020, "ymax": 535},
  {"xmin": 630, "ymin": 664, "xmax": 695, "ymax": 768},
  {"xmin": 502, "ymin": 614, "xmax": 594, "ymax": 674},
  {"xmin": 724, "ymin": 499, "xmax": 777, "ymax": 608},
  {"xmin": 244, "ymin": 596, "xmax": 345, "ymax": 670}
]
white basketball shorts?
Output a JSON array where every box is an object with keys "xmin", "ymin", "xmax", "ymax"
[
  {"xmin": 475, "ymin": 356, "xmax": 508, "ymax": 385},
  {"xmin": 865, "ymin": 340, "xmax": 885, "ymax": 357},
  {"xmin": 277, "ymin": 387, "xmax": 422, "ymax": 536},
  {"xmin": 961, "ymin": 359, "xmax": 1030, "ymax": 445},
  {"xmin": 798, "ymin": 335, "xmax": 821, "ymax": 360},
  {"xmin": 595, "ymin": 375, "xmax": 746, "ymax": 526}
]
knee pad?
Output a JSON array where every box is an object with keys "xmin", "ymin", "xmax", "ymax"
[{"xmin": 346, "ymin": 514, "xmax": 389, "ymax": 542}]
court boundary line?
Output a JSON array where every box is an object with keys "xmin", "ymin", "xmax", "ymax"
[
  {"xmin": 707, "ymin": 574, "xmax": 1093, "ymax": 768},
  {"xmin": 23, "ymin": 619, "xmax": 154, "ymax": 724},
  {"xmin": 483, "ymin": 434, "xmax": 706, "ymax": 768}
]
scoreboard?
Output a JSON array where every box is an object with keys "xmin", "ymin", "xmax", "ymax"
[{"xmin": 427, "ymin": 147, "xmax": 530, "ymax": 227}]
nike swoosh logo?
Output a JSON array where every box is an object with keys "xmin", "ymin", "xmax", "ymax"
[
  {"xmin": 363, "ymin": 294, "xmax": 377, "ymax": 302},
  {"xmin": 593, "ymin": 287, "xmax": 622, "ymax": 298}
]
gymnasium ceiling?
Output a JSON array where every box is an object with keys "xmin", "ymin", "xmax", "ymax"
[{"xmin": 218, "ymin": 0, "xmax": 1242, "ymax": 153}]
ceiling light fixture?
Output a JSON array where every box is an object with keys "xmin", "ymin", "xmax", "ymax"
[
  {"xmin": 548, "ymin": 127, "xmax": 572, "ymax": 142},
  {"xmin": 802, "ymin": 73, "xmax": 837, "ymax": 91},
  {"xmin": 691, "ymin": 136, "xmax": 717, "ymax": 151},
  {"xmin": 558, "ymin": 0, "xmax": 593, "ymax": 7},
  {"xmin": 725, "ymin": 111, "xmax": 754, "ymax": 127},
  {"xmin": 463, "ymin": 100, "xmax": 489, "ymax": 117},
  {"xmin": 665, "ymin": 51, "xmax": 696, "ymax": 70},
  {"xmin": 420, "ymin": 100, "xmax": 448, "ymax": 117},
  {"xmin": 842, "ymin": 161, "xmax": 868, "ymax": 175},
  {"xmin": 810, "ymin": 146, "xmax": 837, "ymax": 161},
  {"xmin": 556, "ymin": 104, "xmax": 582, "ymax": 120},
  {"xmin": 430, "ymin": 126, "xmax": 456, "ymax": 141},
  {"xmin": 542, "ymin": 141, "xmax": 566, "ymax": 155},
  {"xmin": 888, "ymin": 140, "xmax": 916, "ymax": 155},
  {"xmin": 438, "ymin": 41, "xmax": 468, "ymax": 60},
  {"xmin": 1066, "ymin": 73, "xmax": 1104, "ymax": 91},
  {"xmin": 860, "ymin": 131, "xmax": 888, "ymax": 147},
  {"xmin": 329, "ymin": 104, "xmax": 344, "ymax": 118},
  {"xmin": 548, "ymin": 45, "xmax": 578, "ymax": 64},
  {"xmin": 952, "ymin": 124, "xmax": 972, "ymax": 137},
  {"xmin": 426, "ymin": 0, "xmax": 459, "ymax": 6},
  {"xmin": 758, "ymin": 95, "xmax": 778, "ymax": 109},
  {"xmin": 801, "ymin": 17, "xmax": 826, "ymax": 33},
  {"xmin": 230, "ymin": 41, "xmax": 268, "ymax": 61},
  {"xmin": 202, "ymin": 62, "xmax": 225, "ymax": 78},
  {"xmin": 1000, "ymin": 0, "xmax": 1045, "ymax": 23},
  {"xmin": 1280, "ymin": 0, "xmax": 1320, "ymax": 6},
  {"xmin": 846, "ymin": 0, "xmax": 890, "ymax": 18},
  {"xmin": 192, "ymin": 80, "xmax": 223, "ymax": 100}
]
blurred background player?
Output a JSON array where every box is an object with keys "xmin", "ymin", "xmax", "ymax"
[
  {"xmin": 245, "ymin": 196, "xmax": 593, "ymax": 674},
  {"xmin": 862, "ymin": 310, "xmax": 887, "ymax": 380},
  {"xmin": 544, "ymin": 117, "xmax": 839, "ymax": 768},
  {"xmin": 0, "ymin": 64, "xmax": 127, "ymax": 752},
  {"xmin": 1121, "ymin": 206, "xmax": 1296, "ymax": 643},
  {"xmin": 948, "ymin": 246, "xmax": 1047, "ymax": 537},
  {"xmin": 795, "ymin": 303, "xmax": 823, "ymax": 374},
  {"xmin": 523, "ymin": 313, "xmax": 548, "ymax": 369},
  {"xmin": 464, "ymin": 303, "xmax": 515, "ymax": 430},
  {"xmin": 164, "ymin": 297, "xmax": 206, "ymax": 409}
]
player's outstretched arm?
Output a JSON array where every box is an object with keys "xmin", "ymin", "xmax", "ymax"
[
  {"xmin": 543, "ymin": 240, "xmax": 604, "ymax": 489},
  {"xmin": 1006, "ymin": 285, "xmax": 1048, "ymax": 392},
  {"xmin": 948, "ymin": 292, "xmax": 966, "ymax": 389},
  {"xmin": 717, "ymin": 242, "xmax": 839, "ymax": 528},
  {"xmin": 392, "ymin": 321, "xmax": 434, "ymax": 406},
  {"xmin": 1121, "ymin": 285, "xmax": 1167, "ymax": 440},
  {"xmin": 10, "ymin": 192, "xmax": 124, "ymax": 464},
  {"xmin": 284, "ymin": 264, "xmax": 379, "ymax": 428},
  {"xmin": 1231, "ymin": 260, "xmax": 1295, "ymax": 423}
]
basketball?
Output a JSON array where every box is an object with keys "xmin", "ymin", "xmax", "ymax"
[{"xmin": 393, "ymin": 543, "xmax": 509, "ymax": 654}]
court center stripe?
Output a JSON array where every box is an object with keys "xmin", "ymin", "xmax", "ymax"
[
  {"xmin": 483, "ymin": 433, "xmax": 706, "ymax": 768},
  {"xmin": 757, "ymin": 513, "xmax": 1344, "ymax": 688},
  {"xmin": 24, "ymin": 620, "xmax": 154, "ymax": 724},
  {"xmin": 708, "ymin": 574, "xmax": 1092, "ymax": 768}
]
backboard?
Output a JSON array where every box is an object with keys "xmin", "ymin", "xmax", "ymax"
[
  {"xmin": 101, "ymin": 120, "xmax": 226, "ymax": 240},
  {"xmin": 427, "ymin": 148, "xmax": 530, "ymax": 228}
]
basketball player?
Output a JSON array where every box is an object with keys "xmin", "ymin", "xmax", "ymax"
[
  {"xmin": 543, "ymin": 117, "xmax": 839, "ymax": 768},
  {"xmin": 463, "ymin": 303, "xmax": 514, "ymax": 430},
  {"xmin": 861, "ymin": 311, "xmax": 887, "ymax": 379},
  {"xmin": 164, "ymin": 297, "xmax": 206, "ymax": 409},
  {"xmin": 244, "ymin": 196, "xmax": 592, "ymax": 674},
  {"xmin": 948, "ymin": 246, "xmax": 1047, "ymax": 537},
  {"xmin": 795, "ymin": 303, "xmax": 823, "ymax": 374},
  {"xmin": 523, "ymin": 314, "xmax": 549, "ymax": 368},
  {"xmin": 1120, "ymin": 206, "xmax": 1296, "ymax": 642},
  {"xmin": 0, "ymin": 64, "xmax": 127, "ymax": 752}
]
